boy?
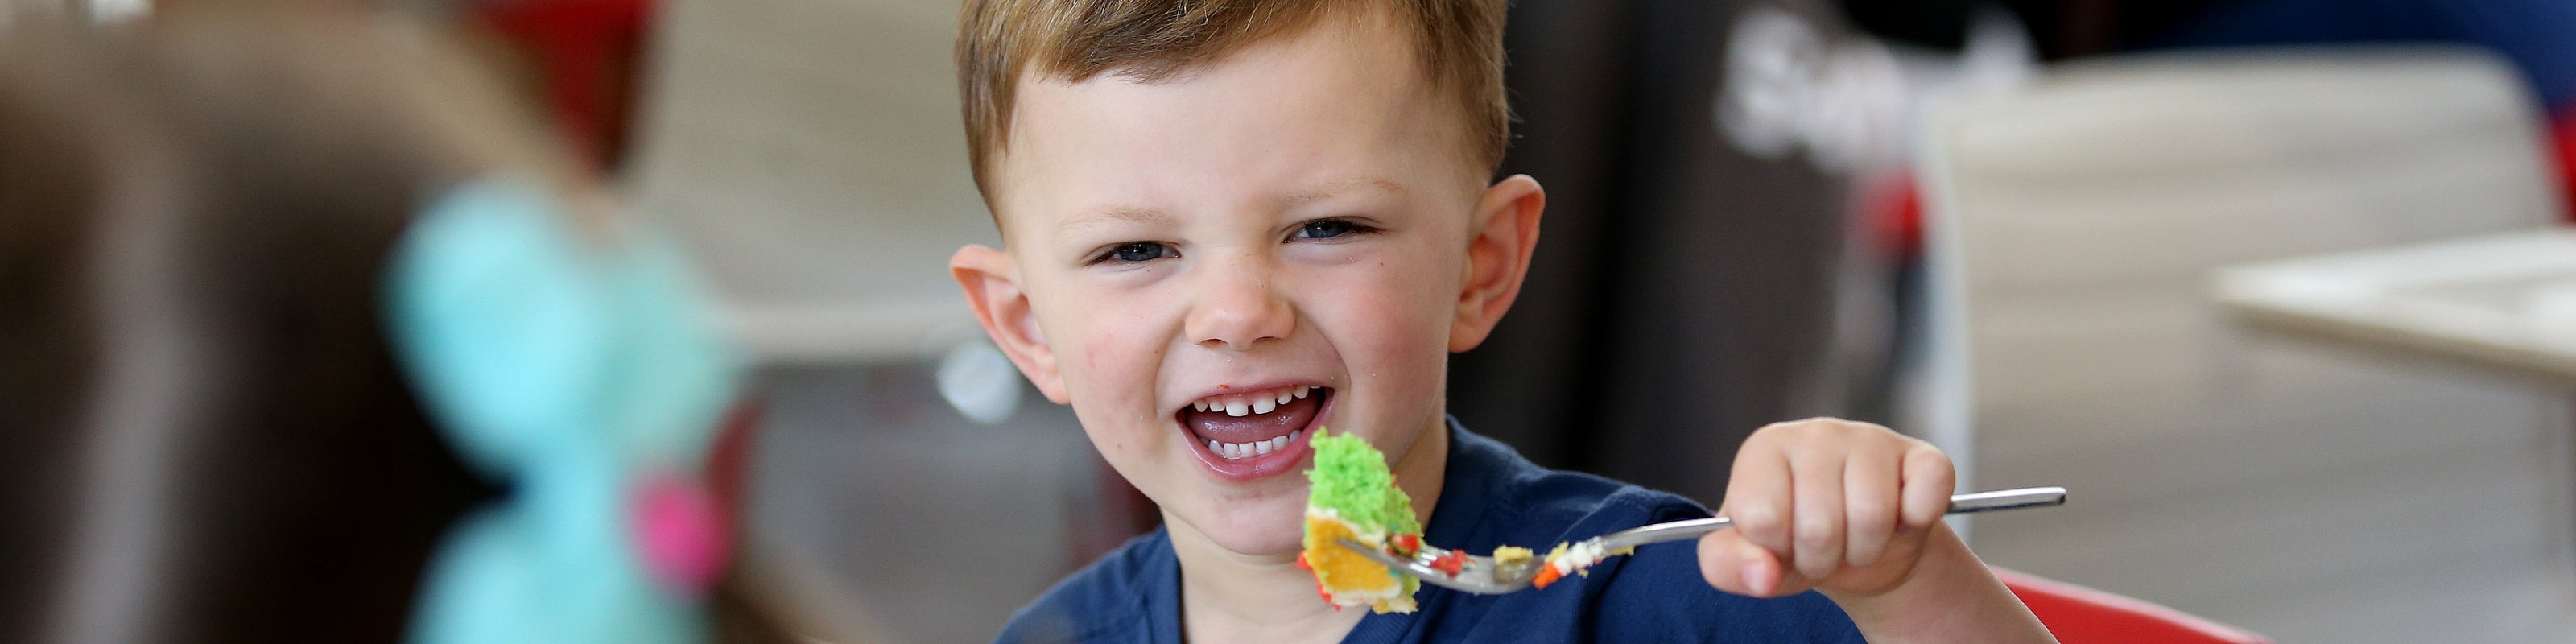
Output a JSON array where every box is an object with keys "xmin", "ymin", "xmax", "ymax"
[{"xmin": 945, "ymin": 1, "xmax": 2056, "ymax": 642}]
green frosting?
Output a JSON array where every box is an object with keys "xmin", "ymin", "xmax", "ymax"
[{"xmin": 1305, "ymin": 427, "xmax": 1420, "ymax": 536}]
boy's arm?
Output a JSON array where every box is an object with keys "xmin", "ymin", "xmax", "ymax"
[
  {"xmin": 1821, "ymin": 524, "xmax": 2052, "ymax": 642},
  {"xmin": 1695, "ymin": 419, "xmax": 2056, "ymax": 643}
]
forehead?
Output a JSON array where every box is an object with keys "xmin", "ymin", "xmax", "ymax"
[{"xmin": 989, "ymin": 13, "xmax": 1479, "ymax": 235}]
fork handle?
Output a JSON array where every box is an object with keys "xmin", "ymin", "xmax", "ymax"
[{"xmin": 1596, "ymin": 486, "xmax": 2067, "ymax": 551}]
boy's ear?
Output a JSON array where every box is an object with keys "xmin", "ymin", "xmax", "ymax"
[
  {"xmin": 951, "ymin": 245, "xmax": 1071, "ymax": 404},
  {"xmin": 1450, "ymin": 174, "xmax": 1546, "ymax": 353}
]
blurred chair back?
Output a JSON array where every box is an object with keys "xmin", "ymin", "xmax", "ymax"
[{"xmin": 1916, "ymin": 46, "xmax": 2575, "ymax": 642}]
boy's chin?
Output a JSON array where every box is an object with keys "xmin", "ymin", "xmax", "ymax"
[{"xmin": 1180, "ymin": 496, "xmax": 1310, "ymax": 556}]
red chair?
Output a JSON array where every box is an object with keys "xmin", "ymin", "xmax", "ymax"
[
  {"xmin": 2553, "ymin": 104, "xmax": 2576, "ymax": 221},
  {"xmin": 1995, "ymin": 568, "xmax": 2272, "ymax": 644},
  {"xmin": 473, "ymin": 0, "xmax": 654, "ymax": 172}
]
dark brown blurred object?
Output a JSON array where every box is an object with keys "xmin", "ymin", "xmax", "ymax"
[
  {"xmin": 1067, "ymin": 452, "xmax": 1162, "ymax": 568},
  {"xmin": 0, "ymin": 11, "xmax": 570, "ymax": 642},
  {"xmin": 708, "ymin": 537, "xmax": 907, "ymax": 644},
  {"xmin": 1834, "ymin": 1, "xmax": 2229, "ymax": 60},
  {"xmin": 1989, "ymin": 0, "xmax": 2223, "ymax": 60},
  {"xmin": 1446, "ymin": 0, "xmax": 1853, "ymax": 506}
]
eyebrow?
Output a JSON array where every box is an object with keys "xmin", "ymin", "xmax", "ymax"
[
  {"xmin": 1052, "ymin": 175, "xmax": 1407, "ymax": 235},
  {"xmin": 1281, "ymin": 175, "xmax": 1406, "ymax": 205},
  {"xmin": 1055, "ymin": 205, "xmax": 1173, "ymax": 236}
]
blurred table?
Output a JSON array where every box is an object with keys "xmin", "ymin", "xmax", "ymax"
[{"xmin": 2213, "ymin": 228, "xmax": 2576, "ymax": 385}]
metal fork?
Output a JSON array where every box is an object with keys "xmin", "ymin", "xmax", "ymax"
[{"xmin": 1337, "ymin": 485, "xmax": 2067, "ymax": 594}]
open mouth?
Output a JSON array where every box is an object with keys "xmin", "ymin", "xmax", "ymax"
[{"xmin": 1178, "ymin": 384, "xmax": 1331, "ymax": 481}]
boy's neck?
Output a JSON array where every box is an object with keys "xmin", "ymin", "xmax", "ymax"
[{"xmin": 1170, "ymin": 415, "xmax": 1451, "ymax": 644}]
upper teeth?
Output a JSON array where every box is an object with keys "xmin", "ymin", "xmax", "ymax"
[{"xmin": 1189, "ymin": 386, "xmax": 1314, "ymax": 416}]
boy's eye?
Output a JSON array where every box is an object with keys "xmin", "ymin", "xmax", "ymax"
[
  {"xmin": 1291, "ymin": 218, "xmax": 1370, "ymax": 241},
  {"xmin": 1096, "ymin": 242, "xmax": 1174, "ymax": 264}
]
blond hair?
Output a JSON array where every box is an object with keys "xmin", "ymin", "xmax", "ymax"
[{"xmin": 955, "ymin": 0, "xmax": 1510, "ymax": 204}]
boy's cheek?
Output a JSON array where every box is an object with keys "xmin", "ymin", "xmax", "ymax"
[
  {"xmin": 1034, "ymin": 285, "xmax": 1166, "ymax": 386},
  {"xmin": 1343, "ymin": 268, "xmax": 1461, "ymax": 353},
  {"xmin": 1314, "ymin": 272, "xmax": 1457, "ymax": 422},
  {"xmin": 1051, "ymin": 316, "xmax": 1182, "ymax": 436}
]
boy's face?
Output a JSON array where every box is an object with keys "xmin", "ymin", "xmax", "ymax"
[{"xmin": 954, "ymin": 14, "xmax": 1541, "ymax": 556}]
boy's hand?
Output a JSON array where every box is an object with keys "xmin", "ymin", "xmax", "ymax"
[{"xmin": 1697, "ymin": 418, "xmax": 1955, "ymax": 599}]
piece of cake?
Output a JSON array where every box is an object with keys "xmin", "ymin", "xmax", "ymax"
[
  {"xmin": 1298, "ymin": 427, "xmax": 1422, "ymax": 613},
  {"xmin": 1530, "ymin": 540, "xmax": 1632, "ymax": 589}
]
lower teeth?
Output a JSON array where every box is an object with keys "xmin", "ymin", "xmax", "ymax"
[{"xmin": 1208, "ymin": 431, "xmax": 1307, "ymax": 460}]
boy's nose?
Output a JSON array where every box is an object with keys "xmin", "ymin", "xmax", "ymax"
[{"xmin": 1185, "ymin": 261, "xmax": 1292, "ymax": 352}]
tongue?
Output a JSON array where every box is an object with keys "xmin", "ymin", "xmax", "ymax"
[{"xmin": 1183, "ymin": 394, "xmax": 1321, "ymax": 444}]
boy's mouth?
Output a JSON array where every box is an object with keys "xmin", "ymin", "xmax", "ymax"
[{"xmin": 1177, "ymin": 384, "xmax": 1331, "ymax": 482}]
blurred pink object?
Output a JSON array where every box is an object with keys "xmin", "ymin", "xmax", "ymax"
[{"xmin": 634, "ymin": 473, "xmax": 728, "ymax": 597}]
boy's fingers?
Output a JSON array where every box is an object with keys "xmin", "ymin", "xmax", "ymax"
[
  {"xmin": 1698, "ymin": 530, "xmax": 1785, "ymax": 597},
  {"xmin": 1842, "ymin": 444, "xmax": 1902, "ymax": 568},
  {"xmin": 1789, "ymin": 448, "xmax": 1846, "ymax": 582},
  {"xmin": 1898, "ymin": 443, "xmax": 1956, "ymax": 529},
  {"xmin": 1724, "ymin": 446, "xmax": 1794, "ymax": 555}
]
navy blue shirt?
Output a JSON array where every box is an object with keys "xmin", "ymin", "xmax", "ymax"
[{"xmin": 995, "ymin": 419, "xmax": 1866, "ymax": 643}]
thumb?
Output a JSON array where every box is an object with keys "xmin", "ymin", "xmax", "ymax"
[{"xmin": 1698, "ymin": 530, "xmax": 1787, "ymax": 597}]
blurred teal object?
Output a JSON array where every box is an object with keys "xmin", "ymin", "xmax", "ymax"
[{"xmin": 386, "ymin": 177, "xmax": 741, "ymax": 644}]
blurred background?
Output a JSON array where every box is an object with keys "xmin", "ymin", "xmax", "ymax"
[{"xmin": 7, "ymin": 0, "xmax": 2576, "ymax": 642}]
